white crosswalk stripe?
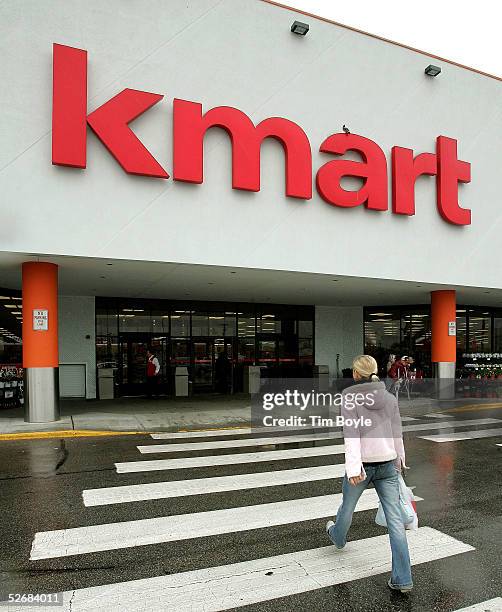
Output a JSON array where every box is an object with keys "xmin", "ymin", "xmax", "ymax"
[
  {"xmin": 150, "ymin": 426, "xmax": 325, "ymax": 439},
  {"xmin": 138, "ymin": 432, "xmax": 343, "ymax": 453},
  {"xmin": 151, "ymin": 417, "xmax": 417, "ymax": 439},
  {"xmin": 116, "ymin": 443, "xmax": 346, "ymax": 473},
  {"xmin": 22, "ymin": 528, "xmax": 474, "ymax": 612},
  {"xmin": 83, "ymin": 464, "xmax": 347, "ymax": 506},
  {"xmin": 423, "ymin": 413, "xmax": 453, "ymax": 418},
  {"xmin": 452, "ymin": 599, "xmax": 502, "ymax": 611},
  {"xmin": 32, "ymin": 489, "xmax": 410, "ymax": 560},
  {"xmin": 420, "ymin": 427, "xmax": 502, "ymax": 442},
  {"xmin": 138, "ymin": 418, "xmax": 502, "ymax": 454},
  {"xmin": 399, "ymin": 417, "xmax": 499, "ymax": 431}
]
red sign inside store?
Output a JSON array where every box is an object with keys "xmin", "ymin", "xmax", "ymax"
[{"xmin": 52, "ymin": 43, "xmax": 472, "ymax": 226}]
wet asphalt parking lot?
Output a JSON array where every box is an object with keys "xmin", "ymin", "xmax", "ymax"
[{"xmin": 0, "ymin": 409, "xmax": 501, "ymax": 611}]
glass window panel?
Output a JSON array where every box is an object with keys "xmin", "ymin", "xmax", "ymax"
[
  {"xmin": 208, "ymin": 314, "xmax": 225, "ymax": 337},
  {"xmin": 258, "ymin": 340, "xmax": 277, "ymax": 366},
  {"xmin": 468, "ymin": 314, "xmax": 492, "ymax": 352},
  {"xmin": 495, "ymin": 318, "xmax": 502, "ymax": 352},
  {"xmin": 299, "ymin": 338, "xmax": 313, "ymax": 365},
  {"xmin": 118, "ymin": 308, "xmax": 151, "ymax": 333},
  {"xmin": 171, "ymin": 339, "xmax": 190, "ymax": 366},
  {"xmin": 96, "ymin": 335, "xmax": 119, "ymax": 369},
  {"xmin": 193, "ymin": 341, "xmax": 213, "ymax": 385},
  {"xmin": 151, "ymin": 310, "xmax": 170, "ymax": 335},
  {"xmin": 298, "ymin": 320, "xmax": 313, "ymax": 338},
  {"xmin": 258, "ymin": 314, "xmax": 281, "ymax": 334},
  {"xmin": 192, "ymin": 314, "xmax": 209, "ymax": 336},
  {"xmin": 278, "ymin": 337, "xmax": 297, "ymax": 365},
  {"xmin": 364, "ymin": 311, "xmax": 400, "ymax": 351},
  {"xmin": 238, "ymin": 314, "xmax": 255, "ymax": 337},
  {"xmin": 238, "ymin": 338, "xmax": 255, "ymax": 364},
  {"xmin": 223, "ymin": 312, "xmax": 236, "ymax": 336},
  {"xmin": 456, "ymin": 315, "xmax": 467, "ymax": 352},
  {"xmin": 171, "ymin": 313, "xmax": 190, "ymax": 337}
]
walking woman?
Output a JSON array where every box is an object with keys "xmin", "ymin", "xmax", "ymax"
[{"xmin": 326, "ymin": 355, "xmax": 413, "ymax": 593}]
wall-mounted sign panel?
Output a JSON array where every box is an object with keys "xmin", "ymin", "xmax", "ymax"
[{"xmin": 33, "ymin": 309, "xmax": 49, "ymax": 331}]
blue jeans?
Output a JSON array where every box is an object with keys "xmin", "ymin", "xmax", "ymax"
[{"xmin": 328, "ymin": 460, "xmax": 413, "ymax": 588}]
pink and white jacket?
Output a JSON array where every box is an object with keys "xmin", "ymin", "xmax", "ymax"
[{"xmin": 341, "ymin": 380, "xmax": 406, "ymax": 478}]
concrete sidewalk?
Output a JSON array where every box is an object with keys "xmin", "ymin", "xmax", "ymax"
[
  {"xmin": 0, "ymin": 392, "xmax": 495, "ymax": 435},
  {"xmin": 0, "ymin": 394, "xmax": 254, "ymax": 435}
]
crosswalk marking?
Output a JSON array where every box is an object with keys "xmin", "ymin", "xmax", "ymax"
[
  {"xmin": 423, "ymin": 413, "xmax": 453, "ymax": 418},
  {"xmin": 452, "ymin": 599, "xmax": 502, "ymax": 611},
  {"xmin": 151, "ymin": 417, "xmax": 420, "ymax": 441},
  {"xmin": 420, "ymin": 427, "xmax": 502, "ymax": 443},
  {"xmin": 24, "ymin": 528, "xmax": 473, "ymax": 611},
  {"xmin": 150, "ymin": 426, "xmax": 324, "ymax": 440},
  {"xmin": 31, "ymin": 489, "xmax": 406, "ymax": 560},
  {"xmin": 152, "ymin": 427, "xmax": 255, "ymax": 439},
  {"xmin": 150, "ymin": 416, "xmax": 422, "ymax": 440},
  {"xmin": 401, "ymin": 417, "xmax": 500, "ymax": 431},
  {"xmin": 138, "ymin": 432, "xmax": 343, "ymax": 454},
  {"xmin": 138, "ymin": 418, "xmax": 502, "ymax": 455},
  {"xmin": 83, "ymin": 464, "xmax": 347, "ymax": 506},
  {"xmin": 116, "ymin": 444, "xmax": 346, "ymax": 473}
]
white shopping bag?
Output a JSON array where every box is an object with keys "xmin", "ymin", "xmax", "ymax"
[{"xmin": 375, "ymin": 473, "xmax": 418, "ymax": 531}]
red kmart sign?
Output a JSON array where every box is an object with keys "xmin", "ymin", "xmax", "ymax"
[{"xmin": 52, "ymin": 43, "xmax": 471, "ymax": 226}]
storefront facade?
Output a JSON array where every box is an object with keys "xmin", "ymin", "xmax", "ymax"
[{"xmin": 1, "ymin": 0, "xmax": 502, "ymax": 419}]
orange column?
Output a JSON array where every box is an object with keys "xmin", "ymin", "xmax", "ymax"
[
  {"xmin": 431, "ymin": 290, "xmax": 456, "ymax": 363},
  {"xmin": 22, "ymin": 262, "xmax": 59, "ymax": 368}
]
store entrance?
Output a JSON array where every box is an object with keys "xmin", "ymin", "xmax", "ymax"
[
  {"xmin": 118, "ymin": 334, "xmax": 168, "ymax": 396},
  {"xmin": 193, "ymin": 338, "xmax": 235, "ymax": 393}
]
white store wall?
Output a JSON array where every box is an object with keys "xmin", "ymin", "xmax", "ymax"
[
  {"xmin": 315, "ymin": 306, "xmax": 364, "ymax": 379},
  {"xmin": 58, "ymin": 296, "xmax": 96, "ymax": 399},
  {"xmin": 1, "ymin": 0, "xmax": 502, "ymax": 292}
]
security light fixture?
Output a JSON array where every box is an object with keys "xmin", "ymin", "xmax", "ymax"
[
  {"xmin": 425, "ymin": 64, "xmax": 441, "ymax": 77},
  {"xmin": 291, "ymin": 20, "xmax": 309, "ymax": 36}
]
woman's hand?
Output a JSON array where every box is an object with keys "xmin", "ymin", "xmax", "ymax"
[{"xmin": 349, "ymin": 471, "xmax": 365, "ymax": 486}]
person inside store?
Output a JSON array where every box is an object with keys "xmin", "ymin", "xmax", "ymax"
[
  {"xmin": 146, "ymin": 349, "xmax": 161, "ymax": 398},
  {"xmin": 326, "ymin": 355, "xmax": 413, "ymax": 593},
  {"xmin": 388, "ymin": 355, "xmax": 409, "ymax": 380},
  {"xmin": 385, "ymin": 354, "xmax": 396, "ymax": 390}
]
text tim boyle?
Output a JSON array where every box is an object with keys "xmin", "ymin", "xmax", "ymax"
[{"xmin": 262, "ymin": 415, "xmax": 372, "ymax": 428}]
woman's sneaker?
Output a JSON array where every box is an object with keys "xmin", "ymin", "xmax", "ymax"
[
  {"xmin": 325, "ymin": 520, "xmax": 345, "ymax": 549},
  {"xmin": 387, "ymin": 579, "xmax": 413, "ymax": 593}
]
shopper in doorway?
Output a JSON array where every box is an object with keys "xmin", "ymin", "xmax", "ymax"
[
  {"xmin": 146, "ymin": 349, "xmax": 161, "ymax": 398},
  {"xmin": 326, "ymin": 355, "xmax": 413, "ymax": 593}
]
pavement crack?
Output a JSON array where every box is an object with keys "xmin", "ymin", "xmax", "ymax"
[{"xmin": 68, "ymin": 589, "xmax": 76, "ymax": 611}]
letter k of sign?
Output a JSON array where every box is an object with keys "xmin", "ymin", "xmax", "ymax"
[{"xmin": 52, "ymin": 43, "xmax": 168, "ymax": 178}]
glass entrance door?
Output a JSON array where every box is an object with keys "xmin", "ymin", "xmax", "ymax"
[
  {"xmin": 119, "ymin": 335, "xmax": 167, "ymax": 396},
  {"xmin": 192, "ymin": 338, "xmax": 235, "ymax": 393},
  {"xmin": 193, "ymin": 340, "xmax": 213, "ymax": 389}
]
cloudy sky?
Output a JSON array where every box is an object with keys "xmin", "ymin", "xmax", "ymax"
[{"xmin": 282, "ymin": 0, "xmax": 502, "ymax": 78}]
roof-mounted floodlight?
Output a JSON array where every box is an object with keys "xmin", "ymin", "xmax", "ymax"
[
  {"xmin": 425, "ymin": 64, "xmax": 441, "ymax": 77},
  {"xmin": 291, "ymin": 20, "xmax": 309, "ymax": 36}
]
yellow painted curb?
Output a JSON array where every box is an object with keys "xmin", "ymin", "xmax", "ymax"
[
  {"xmin": 0, "ymin": 430, "xmax": 145, "ymax": 441},
  {"xmin": 176, "ymin": 425, "xmax": 251, "ymax": 433},
  {"xmin": 445, "ymin": 402, "xmax": 502, "ymax": 413}
]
